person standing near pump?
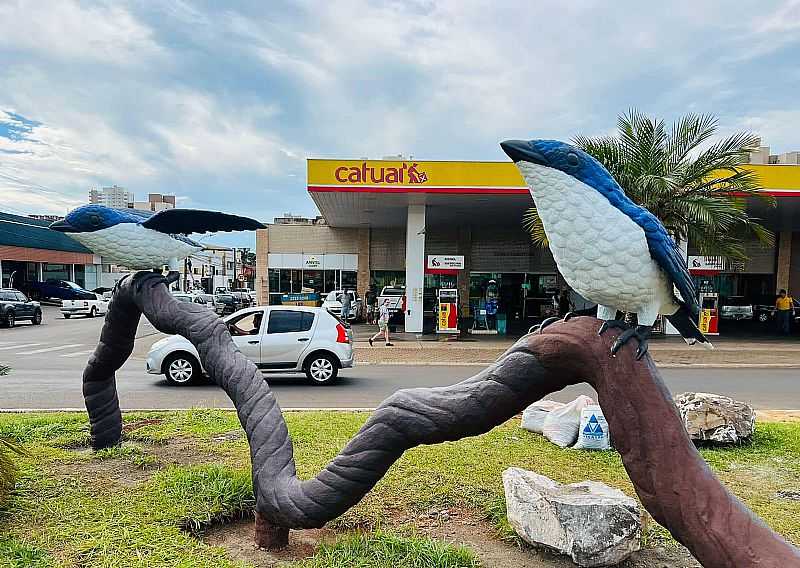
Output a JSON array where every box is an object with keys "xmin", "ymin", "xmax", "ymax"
[
  {"xmin": 340, "ymin": 290, "xmax": 352, "ymax": 321},
  {"xmin": 365, "ymin": 285, "xmax": 377, "ymax": 325},
  {"xmin": 775, "ymin": 289, "xmax": 794, "ymax": 335},
  {"xmin": 369, "ymin": 299, "xmax": 394, "ymax": 347}
]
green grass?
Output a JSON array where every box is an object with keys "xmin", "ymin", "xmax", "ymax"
[
  {"xmin": 0, "ymin": 410, "xmax": 797, "ymax": 567},
  {"xmin": 297, "ymin": 531, "xmax": 478, "ymax": 568},
  {"xmin": 0, "ymin": 536, "xmax": 51, "ymax": 568}
]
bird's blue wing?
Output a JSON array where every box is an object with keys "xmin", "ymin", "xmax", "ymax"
[
  {"xmin": 140, "ymin": 209, "xmax": 265, "ymax": 234},
  {"xmin": 632, "ymin": 209, "xmax": 699, "ymax": 315}
]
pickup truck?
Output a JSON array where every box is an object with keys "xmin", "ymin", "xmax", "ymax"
[
  {"xmin": 31, "ymin": 279, "xmax": 96, "ymax": 301},
  {"xmin": 378, "ymin": 285, "xmax": 406, "ymax": 314},
  {"xmin": 61, "ymin": 295, "xmax": 109, "ymax": 318}
]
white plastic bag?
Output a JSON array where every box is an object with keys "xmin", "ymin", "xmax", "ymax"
[
  {"xmin": 521, "ymin": 400, "xmax": 565, "ymax": 434},
  {"xmin": 542, "ymin": 395, "xmax": 594, "ymax": 448},
  {"xmin": 573, "ymin": 405, "xmax": 611, "ymax": 450}
]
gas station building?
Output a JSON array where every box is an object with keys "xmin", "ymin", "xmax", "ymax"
[{"xmin": 255, "ymin": 158, "xmax": 800, "ymax": 334}]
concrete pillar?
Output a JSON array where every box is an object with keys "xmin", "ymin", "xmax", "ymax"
[
  {"xmin": 404, "ymin": 204, "xmax": 426, "ymax": 333},
  {"xmin": 70, "ymin": 264, "xmax": 76, "ymax": 282},
  {"xmin": 357, "ymin": 228, "xmax": 371, "ymax": 298},
  {"xmin": 457, "ymin": 226, "xmax": 472, "ymax": 317},
  {"xmin": 0, "ymin": 259, "xmax": 3, "ymax": 287},
  {"xmin": 776, "ymin": 230, "xmax": 792, "ymax": 293},
  {"xmin": 255, "ymin": 228, "xmax": 269, "ymax": 305}
]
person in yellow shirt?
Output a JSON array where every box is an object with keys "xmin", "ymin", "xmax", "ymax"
[{"xmin": 775, "ymin": 289, "xmax": 794, "ymax": 335}]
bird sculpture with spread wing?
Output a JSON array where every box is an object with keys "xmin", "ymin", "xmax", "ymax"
[
  {"xmin": 50, "ymin": 205, "xmax": 265, "ymax": 281},
  {"xmin": 501, "ymin": 139, "xmax": 712, "ymax": 359}
]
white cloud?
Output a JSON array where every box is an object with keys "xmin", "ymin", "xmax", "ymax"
[{"xmin": 0, "ymin": 0, "xmax": 164, "ymax": 66}]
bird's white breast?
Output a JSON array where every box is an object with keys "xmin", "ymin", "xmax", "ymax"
[
  {"xmin": 517, "ymin": 162, "xmax": 674, "ymax": 314},
  {"xmin": 69, "ymin": 224, "xmax": 201, "ymax": 270}
]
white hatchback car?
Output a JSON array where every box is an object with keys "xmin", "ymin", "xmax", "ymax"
[{"xmin": 146, "ymin": 306, "xmax": 353, "ymax": 386}]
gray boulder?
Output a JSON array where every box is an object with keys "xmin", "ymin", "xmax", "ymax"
[
  {"xmin": 674, "ymin": 392, "xmax": 755, "ymax": 444},
  {"xmin": 503, "ymin": 468, "xmax": 641, "ymax": 567}
]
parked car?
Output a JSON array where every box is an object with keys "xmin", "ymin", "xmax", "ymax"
[
  {"xmin": 0, "ymin": 289, "xmax": 42, "ymax": 327},
  {"xmin": 61, "ymin": 294, "xmax": 109, "ymax": 318},
  {"xmin": 755, "ymin": 297, "xmax": 800, "ymax": 324},
  {"xmin": 377, "ymin": 285, "xmax": 406, "ymax": 315},
  {"xmin": 321, "ymin": 290, "xmax": 363, "ymax": 321},
  {"xmin": 146, "ymin": 306, "xmax": 353, "ymax": 386},
  {"xmin": 215, "ymin": 293, "xmax": 245, "ymax": 315},
  {"xmin": 720, "ymin": 296, "xmax": 754, "ymax": 321},
  {"xmin": 30, "ymin": 279, "xmax": 96, "ymax": 301},
  {"xmin": 192, "ymin": 293, "xmax": 217, "ymax": 310}
]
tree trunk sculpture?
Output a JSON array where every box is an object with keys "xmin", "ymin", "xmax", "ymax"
[{"xmin": 83, "ymin": 273, "xmax": 800, "ymax": 567}]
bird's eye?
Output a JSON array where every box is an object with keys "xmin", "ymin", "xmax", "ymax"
[
  {"xmin": 566, "ymin": 152, "xmax": 580, "ymax": 167},
  {"xmin": 91, "ymin": 214, "xmax": 100, "ymax": 225}
]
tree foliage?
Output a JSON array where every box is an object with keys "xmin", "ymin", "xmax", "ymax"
[{"xmin": 524, "ymin": 110, "xmax": 774, "ymax": 260}]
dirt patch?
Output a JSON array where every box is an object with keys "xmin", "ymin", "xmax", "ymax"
[
  {"xmin": 417, "ymin": 508, "xmax": 700, "ymax": 568},
  {"xmin": 147, "ymin": 437, "xmax": 210, "ymax": 466},
  {"xmin": 202, "ymin": 517, "xmax": 333, "ymax": 567},
  {"xmin": 203, "ymin": 507, "xmax": 701, "ymax": 568},
  {"xmin": 53, "ymin": 458, "xmax": 153, "ymax": 488}
]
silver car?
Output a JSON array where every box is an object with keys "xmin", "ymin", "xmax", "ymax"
[{"xmin": 146, "ymin": 306, "xmax": 354, "ymax": 386}]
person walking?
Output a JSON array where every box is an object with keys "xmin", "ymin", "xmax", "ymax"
[
  {"xmin": 340, "ymin": 290, "xmax": 352, "ymax": 322},
  {"xmin": 369, "ymin": 299, "xmax": 393, "ymax": 347},
  {"xmin": 775, "ymin": 289, "xmax": 794, "ymax": 335},
  {"xmin": 557, "ymin": 289, "xmax": 573, "ymax": 317}
]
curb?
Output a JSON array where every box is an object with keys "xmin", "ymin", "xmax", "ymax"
[{"xmin": 354, "ymin": 361, "xmax": 800, "ymax": 368}]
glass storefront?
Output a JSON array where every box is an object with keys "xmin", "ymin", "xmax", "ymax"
[
  {"xmin": 371, "ymin": 270, "xmax": 405, "ymax": 290},
  {"xmin": 469, "ymin": 272, "xmax": 559, "ymax": 322},
  {"xmin": 269, "ymin": 268, "xmax": 357, "ymax": 295},
  {"xmin": 42, "ymin": 263, "xmax": 70, "ymax": 282}
]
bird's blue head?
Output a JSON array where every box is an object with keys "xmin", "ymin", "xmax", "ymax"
[
  {"xmin": 500, "ymin": 139, "xmax": 617, "ymax": 194},
  {"xmin": 50, "ymin": 204, "xmax": 132, "ymax": 233}
]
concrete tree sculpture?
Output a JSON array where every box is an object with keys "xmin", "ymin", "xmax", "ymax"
[{"xmin": 82, "ymin": 273, "xmax": 799, "ymax": 567}]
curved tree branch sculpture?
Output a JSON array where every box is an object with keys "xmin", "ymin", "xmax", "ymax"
[{"xmin": 83, "ymin": 273, "xmax": 800, "ymax": 567}]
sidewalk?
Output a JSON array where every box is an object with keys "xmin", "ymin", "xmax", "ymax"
[{"xmin": 352, "ymin": 327, "xmax": 800, "ymax": 367}]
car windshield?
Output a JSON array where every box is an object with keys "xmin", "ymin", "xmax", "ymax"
[
  {"xmin": 725, "ymin": 297, "xmax": 751, "ymax": 306},
  {"xmin": 325, "ymin": 291, "xmax": 340, "ymax": 302},
  {"xmin": 218, "ymin": 294, "xmax": 234, "ymax": 301},
  {"xmin": 382, "ymin": 288, "xmax": 404, "ymax": 296},
  {"xmin": 173, "ymin": 295, "xmax": 193, "ymax": 303}
]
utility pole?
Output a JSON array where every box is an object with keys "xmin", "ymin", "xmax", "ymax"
[{"xmin": 232, "ymin": 248, "xmax": 238, "ymax": 290}]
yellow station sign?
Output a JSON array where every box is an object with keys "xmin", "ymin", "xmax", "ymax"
[{"xmin": 307, "ymin": 159, "xmax": 800, "ymax": 195}]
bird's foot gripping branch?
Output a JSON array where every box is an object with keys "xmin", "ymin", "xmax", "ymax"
[{"xmin": 83, "ymin": 272, "xmax": 799, "ymax": 566}]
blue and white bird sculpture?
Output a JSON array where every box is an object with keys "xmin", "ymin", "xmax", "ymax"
[
  {"xmin": 50, "ymin": 205, "xmax": 265, "ymax": 279},
  {"xmin": 501, "ymin": 139, "xmax": 712, "ymax": 359}
]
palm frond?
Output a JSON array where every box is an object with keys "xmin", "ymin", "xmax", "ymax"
[{"xmin": 522, "ymin": 207, "xmax": 549, "ymax": 247}]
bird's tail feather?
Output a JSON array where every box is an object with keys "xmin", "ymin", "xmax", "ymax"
[{"xmin": 665, "ymin": 304, "xmax": 714, "ymax": 349}]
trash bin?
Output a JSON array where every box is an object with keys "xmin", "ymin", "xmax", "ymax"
[{"xmin": 496, "ymin": 313, "xmax": 507, "ymax": 335}]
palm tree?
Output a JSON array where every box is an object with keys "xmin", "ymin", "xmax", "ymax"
[{"xmin": 523, "ymin": 110, "xmax": 774, "ymax": 259}]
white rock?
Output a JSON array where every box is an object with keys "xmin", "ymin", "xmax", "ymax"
[
  {"xmin": 503, "ymin": 468, "xmax": 641, "ymax": 567},
  {"xmin": 674, "ymin": 392, "xmax": 755, "ymax": 444}
]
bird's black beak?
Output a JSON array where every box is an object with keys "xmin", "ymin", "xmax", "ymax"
[
  {"xmin": 500, "ymin": 139, "xmax": 548, "ymax": 166},
  {"xmin": 49, "ymin": 219, "xmax": 76, "ymax": 233}
]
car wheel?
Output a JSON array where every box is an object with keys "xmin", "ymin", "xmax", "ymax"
[
  {"xmin": 4, "ymin": 311, "xmax": 14, "ymax": 328},
  {"xmin": 32, "ymin": 310, "xmax": 42, "ymax": 325},
  {"xmin": 305, "ymin": 353, "xmax": 339, "ymax": 385},
  {"xmin": 63, "ymin": 314, "xmax": 71, "ymax": 319},
  {"xmin": 163, "ymin": 353, "xmax": 200, "ymax": 386},
  {"xmin": 89, "ymin": 306, "xmax": 97, "ymax": 318},
  {"xmin": 758, "ymin": 312, "xmax": 769, "ymax": 323}
]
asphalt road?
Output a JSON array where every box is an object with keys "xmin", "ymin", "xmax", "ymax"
[{"xmin": 1, "ymin": 306, "xmax": 798, "ymax": 410}]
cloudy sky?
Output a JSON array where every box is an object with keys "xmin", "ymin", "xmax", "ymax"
[{"xmin": 1, "ymin": 0, "xmax": 799, "ymax": 247}]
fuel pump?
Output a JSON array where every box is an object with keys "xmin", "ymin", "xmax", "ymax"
[
  {"xmin": 698, "ymin": 292, "xmax": 720, "ymax": 336},
  {"xmin": 436, "ymin": 288, "xmax": 459, "ymax": 334}
]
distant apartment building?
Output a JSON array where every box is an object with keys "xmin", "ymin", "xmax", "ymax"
[
  {"xmin": 89, "ymin": 185, "xmax": 132, "ymax": 209},
  {"xmin": 88, "ymin": 186, "xmax": 177, "ymax": 211},
  {"xmin": 749, "ymin": 141, "xmax": 800, "ymax": 165}
]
